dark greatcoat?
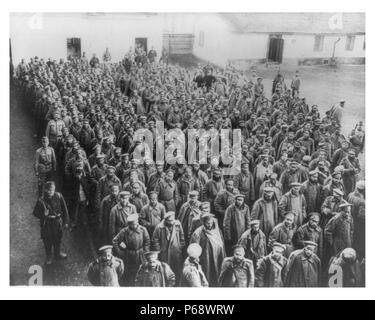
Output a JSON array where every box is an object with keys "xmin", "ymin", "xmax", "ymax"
[{"xmin": 33, "ymin": 192, "xmax": 69, "ymax": 243}]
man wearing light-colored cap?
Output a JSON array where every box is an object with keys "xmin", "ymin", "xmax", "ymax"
[
  {"xmin": 254, "ymin": 154, "xmax": 273, "ymax": 199},
  {"xmin": 112, "ymin": 213, "xmax": 150, "ymax": 285},
  {"xmin": 191, "ymin": 161, "xmax": 209, "ymax": 199},
  {"xmin": 190, "ymin": 211, "xmax": 225, "ymax": 287},
  {"xmin": 218, "ymin": 245, "xmax": 255, "ymax": 287},
  {"xmin": 181, "ymin": 244, "xmax": 208, "ymax": 287},
  {"xmin": 87, "ymin": 245, "xmax": 124, "ymax": 287},
  {"xmin": 152, "ymin": 211, "xmax": 185, "ymax": 280},
  {"xmin": 233, "ymin": 159, "xmax": 255, "ymax": 209},
  {"xmin": 214, "ymin": 178, "xmax": 239, "ymax": 228},
  {"xmin": 99, "ymin": 184, "xmax": 121, "ymax": 245},
  {"xmin": 202, "ymin": 168, "xmax": 225, "ymax": 214},
  {"xmin": 115, "ymin": 154, "xmax": 131, "ymax": 183},
  {"xmin": 178, "ymin": 190, "xmax": 201, "ymax": 243},
  {"xmin": 332, "ymin": 140, "xmax": 350, "ymax": 169},
  {"xmin": 325, "ymin": 202, "xmax": 354, "ymax": 257},
  {"xmin": 188, "ymin": 202, "xmax": 211, "ymax": 238},
  {"xmin": 251, "ymin": 186, "xmax": 279, "ymax": 239},
  {"xmin": 348, "ymin": 180, "xmax": 365, "ymax": 259},
  {"xmin": 130, "ymin": 182, "xmax": 149, "ymax": 213},
  {"xmin": 238, "ymin": 220, "xmax": 267, "ymax": 267},
  {"xmin": 328, "ymin": 248, "xmax": 364, "ymax": 287},
  {"xmin": 259, "ymin": 173, "xmax": 283, "ymax": 202},
  {"xmin": 34, "ymin": 136, "xmax": 57, "ymax": 196},
  {"xmin": 300, "ymin": 169, "xmax": 323, "ymax": 214},
  {"xmin": 255, "ymin": 242, "xmax": 289, "ymax": 287},
  {"xmin": 108, "ymin": 190, "xmax": 137, "ymax": 241},
  {"xmin": 321, "ymin": 188, "xmax": 346, "ymax": 229},
  {"xmin": 135, "ymin": 251, "xmax": 176, "ymax": 287},
  {"xmin": 268, "ymin": 212, "xmax": 297, "ymax": 258},
  {"xmin": 223, "ymin": 194, "xmax": 251, "ymax": 250},
  {"xmin": 95, "ymin": 165, "xmax": 121, "ymax": 209},
  {"xmin": 329, "ymin": 99, "xmax": 345, "ymax": 127},
  {"xmin": 340, "ymin": 148, "xmax": 361, "ymax": 196},
  {"xmin": 123, "ymin": 170, "xmax": 147, "ymax": 194},
  {"xmin": 176, "ymin": 166, "xmax": 199, "ymax": 211},
  {"xmin": 155, "ymin": 168, "xmax": 178, "ymax": 212},
  {"xmin": 279, "ymin": 182, "xmax": 306, "ymax": 228},
  {"xmin": 91, "ymin": 152, "xmax": 107, "ymax": 183},
  {"xmin": 293, "ymin": 212, "xmax": 323, "ymax": 259},
  {"xmin": 279, "ymin": 160, "xmax": 304, "ymax": 194},
  {"xmin": 45, "ymin": 109, "xmax": 66, "ymax": 149},
  {"xmin": 139, "ymin": 191, "xmax": 166, "ymax": 236},
  {"xmin": 147, "ymin": 162, "xmax": 164, "ymax": 192},
  {"xmin": 32, "ymin": 181, "xmax": 69, "ymax": 265},
  {"xmin": 286, "ymin": 241, "xmax": 321, "ymax": 287}
]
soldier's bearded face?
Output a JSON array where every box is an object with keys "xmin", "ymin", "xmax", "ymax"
[
  {"xmin": 264, "ymin": 192, "xmax": 273, "ymax": 201},
  {"xmin": 111, "ymin": 187, "xmax": 119, "ymax": 197},
  {"xmin": 133, "ymin": 185, "xmax": 140, "ymax": 194},
  {"xmin": 148, "ymin": 258, "xmax": 158, "ymax": 269},
  {"xmin": 235, "ymin": 198, "xmax": 244, "ymax": 207},
  {"xmin": 309, "ymin": 218, "xmax": 319, "ymax": 229},
  {"xmin": 129, "ymin": 222, "xmax": 138, "ymax": 230},
  {"xmin": 150, "ymin": 196, "xmax": 158, "ymax": 206},
  {"xmin": 203, "ymin": 218, "xmax": 214, "ymax": 230},
  {"xmin": 233, "ymin": 248, "xmax": 245, "ymax": 262},
  {"xmin": 101, "ymin": 251, "xmax": 112, "ymax": 262},
  {"xmin": 291, "ymin": 187, "xmax": 300, "ymax": 195},
  {"xmin": 165, "ymin": 218, "xmax": 174, "ymax": 227},
  {"xmin": 226, "ymin": 182, "xmax": 234, "ymax": 192},
  {"xmin": 272, "ymin": 249, "xmax": 283, "ymax": 260},
  {"xmin": 42, "ymin": 139, "xmax": 49, "ymax": 148},
  {"xmin": 304, "ymin": 246, "xmax": 314, "ymax": 258},
  {"xmin": 213, "ymin": 173, "xmax": 221, "ymax": 181},
  {"xmin": 120, "ymin": 197, "xmax": 128, "ymax": 205},
  {"xmin": 46, "ymin": 186, "xmax": 55, "ymax": 198},
  {"xmin": 285, "ymin": 217, "xmax": 294, "ymax": 227},
  {"xmin": 251, "ymin": 225, "xmax": 260, "ymax": 233}
]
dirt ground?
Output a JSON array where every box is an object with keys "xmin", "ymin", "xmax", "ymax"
[
  {"xmin": 249, "ymin": 64, "xmax": 365, "ymax": 136},
  {"xmin": 249, "ymin": 64, "xmax": 365, "ymax": 177},
  {"xmin": 9, "ymin": 63, "xmax": 365, "ymax": 286}
]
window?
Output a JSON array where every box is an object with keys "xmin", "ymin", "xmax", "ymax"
[
  {"xmin": 313, "ymin": 35, "xmax": 324, "ymax": 52},
  {"xmin": 199, "ymin": 31, "xmax": 204, "ymax": 47},
  {"xmin": 346, "ymin": 35, "xmax": 355, "ymax": 51}
]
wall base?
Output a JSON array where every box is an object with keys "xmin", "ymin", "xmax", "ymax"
[{"xmin": 227, "ymin": 57, "xmax": 365, "ymax": 70}]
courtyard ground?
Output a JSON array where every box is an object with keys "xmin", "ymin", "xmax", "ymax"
[{"xmin": 250, "ymin": 64, "xmax": 365, "ymax": 177}]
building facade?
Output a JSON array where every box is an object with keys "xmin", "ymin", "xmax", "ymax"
[{"xmin": 10, "ymin": 13, "xmax": 365, "ymax": 69}]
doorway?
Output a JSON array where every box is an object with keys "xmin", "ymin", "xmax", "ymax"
[
  {"xmin": 135, "ymin": 38, "xmax": 148, "ymax": 54},
  {"xmin": 67, "ymin": 38, "xmax": 81, "ymax": 59},
  {"xmin": 267, "ymin": 35, "xmax": 284, "ymax": 63}
]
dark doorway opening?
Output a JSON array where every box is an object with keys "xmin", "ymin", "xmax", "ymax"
[
  {"xmin": 135, "ymin": 38, "xmax": 148, "ymax": 55},
  {"xmin": 268, "ymin": 35, "xmax": 284, "ymax": 63},
  {"xmin": 67, "ymin": 38, "xmax": 81, "ymax": 59}
]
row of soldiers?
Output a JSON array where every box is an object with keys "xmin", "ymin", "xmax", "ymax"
[{"xmin": 14, "ymin": 51, "xmax": 365, "ymax": 287}]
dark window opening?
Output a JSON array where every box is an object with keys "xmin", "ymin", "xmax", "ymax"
[{"xmin": 67, "ymin": 38, "xmax": 81, "ymax": 59}]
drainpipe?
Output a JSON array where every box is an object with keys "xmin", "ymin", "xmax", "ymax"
[
  {"xmin": 330, "ymin": 37, "xmax": 341, "ymax": 66},
  {"xmin": 332, "ymin": 37, "xmax": 341, "ymax": 59}
]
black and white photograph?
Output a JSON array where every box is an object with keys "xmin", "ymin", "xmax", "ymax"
[{"xmin": 4, "ymin": 1, "xmax": 373, "ymax": 302}]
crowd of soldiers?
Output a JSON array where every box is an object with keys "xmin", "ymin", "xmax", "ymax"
[{"xmin": 13, "ymin": 46, "xmax": 366, "ymax": 287}]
